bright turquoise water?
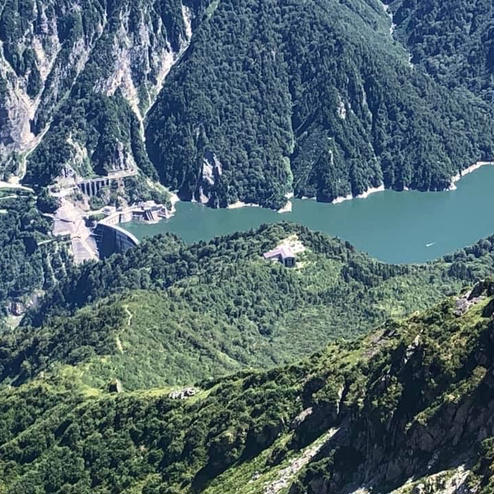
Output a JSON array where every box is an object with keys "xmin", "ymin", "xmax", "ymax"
[{"xmin": 124, "ymin": 166, "xmax": 494, "ymax": 264}]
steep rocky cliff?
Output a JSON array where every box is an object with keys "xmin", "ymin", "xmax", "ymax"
[
  {"xmin": 1, "ymin": 0, "xmax": 492, "ymax": 207},
  {"xmin": 0, "ymin": 0, "xmax": 205, "ymax": 184},
  {"xmin": 290, "ymin": 282, "xmax": 494, "ymax": 494}
]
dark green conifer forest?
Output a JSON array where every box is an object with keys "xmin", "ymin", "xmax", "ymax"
[{"xmin": 1, "ymin": 0, "xmax": 492, "ymax": 206}]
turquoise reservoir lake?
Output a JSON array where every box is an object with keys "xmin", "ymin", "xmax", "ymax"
[{"xmin": 124, "ymin": 166, "xmax": 494, "ymax": 264}]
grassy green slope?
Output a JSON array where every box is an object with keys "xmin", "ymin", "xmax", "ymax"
[
  {"xmin": 0, "ymin": 282, "xmax": 491, "ymax": 494},
  {"xmin": 3, "ymin": 224, "xmax": 493, "ymax": 390}
]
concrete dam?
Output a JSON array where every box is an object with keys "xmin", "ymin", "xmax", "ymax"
[
  {"xmin": 92, "ymin": 203, "xmax": 167, "ymax": 258},
  {"xmin": 94, "ymin": 220, "xmax": 140, "ymax": 258}
]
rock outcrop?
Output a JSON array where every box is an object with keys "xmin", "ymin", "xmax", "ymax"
[
  {"xmin": 0, "ymin": 0, "xmax": 203, "ymax": 183},
  {"xmin": 290, "ymin": 282, "xmax": 494, "ymax": 494}
]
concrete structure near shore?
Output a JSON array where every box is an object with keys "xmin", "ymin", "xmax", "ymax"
[
  {"xmin": 263, "ymin": 246, "xmax": 296, "ymax": 267},
  {"xmin": 94, "ymin": 214, "xmax": 140, "ymax": 258},
  {"xmin": 77, "ymin": 177, "xmax": 112, "ymax": 197},
  {"xmin": 92, "ymin": 202, "xmax": 167, "ymax": 257},
  {"xmin": 50, "ymin": 168, "xmax": 138, "ymax": 199}
]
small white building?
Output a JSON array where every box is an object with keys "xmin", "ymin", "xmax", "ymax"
[{"xmin": 263, "ymin": 246, "xmax": 296, "ymax": 267}]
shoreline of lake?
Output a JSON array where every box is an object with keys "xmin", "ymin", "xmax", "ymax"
[
  {"xmin": 448, "ymin": 161, "xmax": 494, "ymax": 190},
  {"xmin": 122, "ymin": 166, "xmax": 494, "ymax": 264},
  {"xmin": 165, "ymin": 161, "xmax": 494, "ymax": 218}
]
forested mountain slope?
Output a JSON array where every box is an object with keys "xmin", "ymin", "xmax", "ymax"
[
  {"xmin": 1, "ymin": 0, "xmax": 492, "ymax": 207},
  {"xmin": 0, "ymin": 187, "xmax": 72, "ymax": 326},
  {"xmin": 5, "ymin": 223, "xmax": 492, "ymax": 389},
  {"xmin": 385, "ymin": 0, "xmax": 493, "ymax": 98},
  {"xmin": 0, "ymin": 280, "xmax": 491, "ymax": 494},
  {"xmin": 145, "ymin": 0, "xmax": 493, "ymax": 207},
  {"xmin": 0, "ymin": 0, "xmax": 207, "ymax": 184}
]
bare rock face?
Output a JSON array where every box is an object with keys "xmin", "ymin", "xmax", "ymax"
[
  {"xmin": 291, "ymin": 407, "xmax": 313, "ymax": 429},
  {"xmin": 0, "ymin": 0, "xmax": 101, "ymax": 176},
  {"xmin": 168, "ymin": 387, "xmax": 198, "ymax": 399},
  {"xmin": 0, "ymin": 0, "xmax": 200, "ymax": 182},
  {"xmin": 289, "ymin": 286, "xmax": 494, "ymax": 494},
  {"xmin": 454, "ymin": 287, "xmax": 485, "ymax": 316},
  {"xmin": 108, "ymin": 378, "xmax": 123, "ymax": 393}
]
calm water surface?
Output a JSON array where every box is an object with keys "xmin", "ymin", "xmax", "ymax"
[{"xmin": 124, "ymin": 166, "xmax": 494, "ymax": 264}]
